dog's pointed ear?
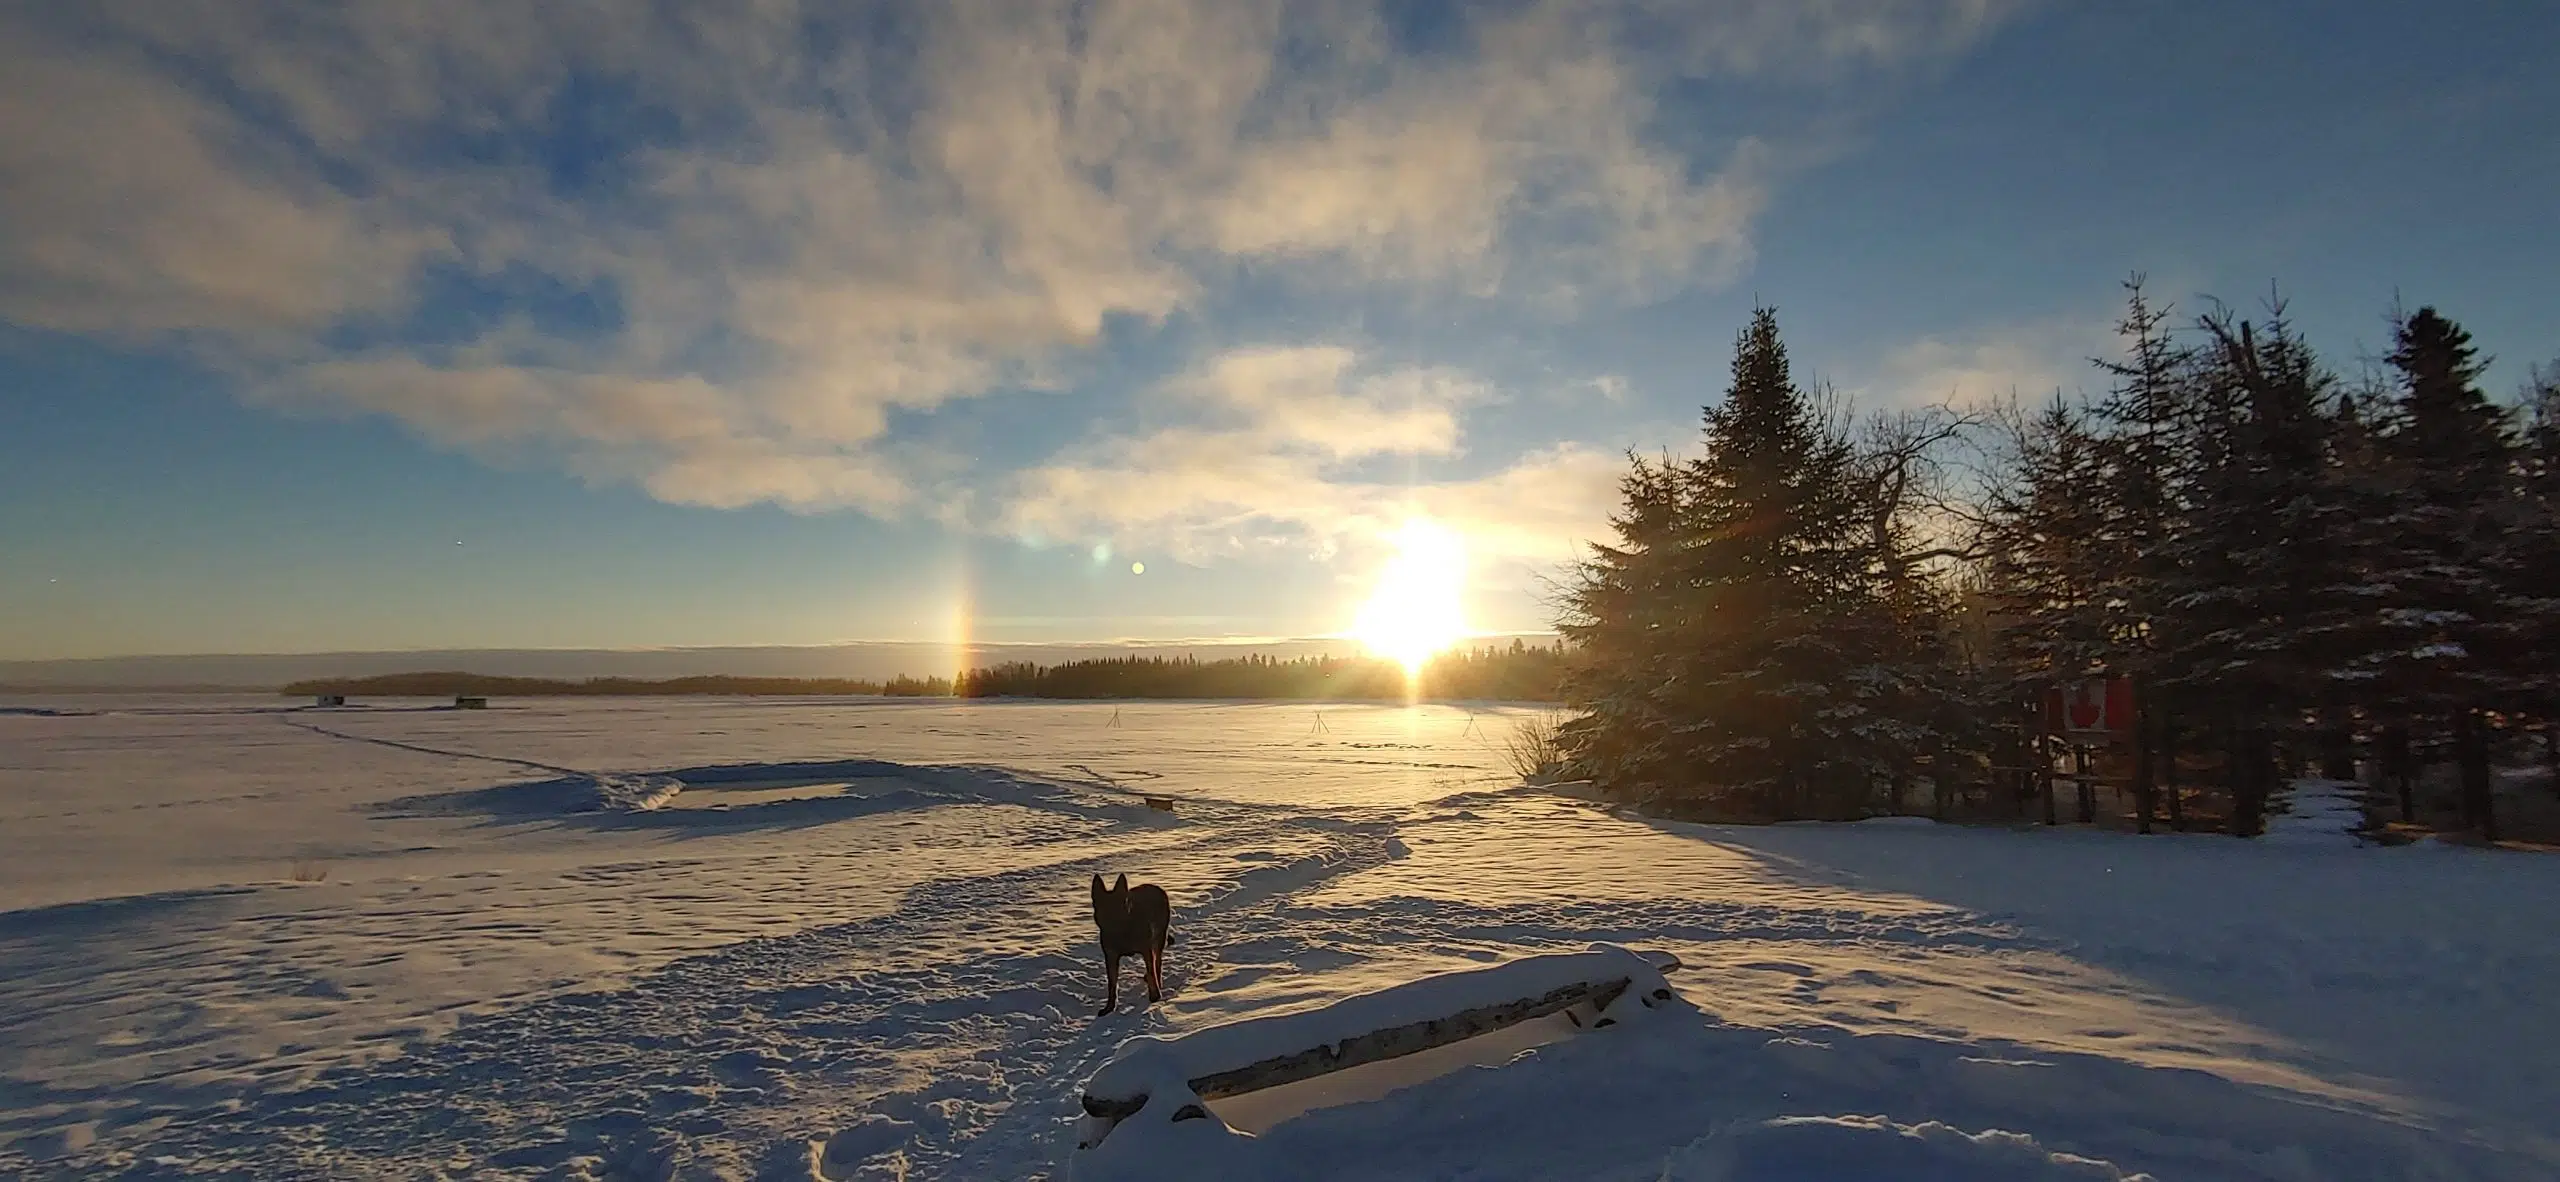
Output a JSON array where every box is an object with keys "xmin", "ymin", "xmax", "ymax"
[
  {"xmin": 1114, "ymin": 873, "xmax": 1129, "ymax": 894},
  {"xmin": 1091, "ymin": 874, "xmax": 1105, "ymax": 898}
]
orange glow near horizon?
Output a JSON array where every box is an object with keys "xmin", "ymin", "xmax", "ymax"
[{"xmin": 1351, "ymin": 517, "xmax": 1469, "ymax": 675}]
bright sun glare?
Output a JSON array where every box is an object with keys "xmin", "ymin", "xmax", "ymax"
[{"xmin": 1352, "ymin": 518, "xmax": 1469, "ymax": 673}]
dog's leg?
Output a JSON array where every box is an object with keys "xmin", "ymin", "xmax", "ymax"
[
  {"xmin": 1099, "ymin": 950, "xmax": 1121, "ymax": 1016},
  {"xmin": 1145, "ymin": 939, "xmax": 1163, "ymax": 1002}
]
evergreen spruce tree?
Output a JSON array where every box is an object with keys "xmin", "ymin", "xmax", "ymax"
[
  {"xmin": 2089, "ymin": 277, "xmax": 2196, "ymax": 830},
  {"xmin": 1660, "ymin": 308, "xmax": 1887, "ymax": 819},
  {"xmin": 1562, "ymin": 308, "xmax": 1895, "ymax": 819},
  {"xmin": 2318, "ymin": 373, "xmax": 2417, "ymax": 806},
  {"xmin": 1980, "ymin": 392, "xmax": 2127, "ymax": 826},
  {"xmin": 2179, "ymin": 302, "xmax": 2349, "ymax": 833},
  {"xmin": 1558, "ymin": 455, "xmax": 1687, "ymax": 801},
  {"xmin": 2499, "ymin": 366, "xmax": 2560, "ymax": 792},
  {"xmin": 2137, "ymin": 302, "xmax": 2274, "ymax": 833},
  {"xmin": 2369, "ymin": 308, "xmax": 2515, "ymax": 839}
]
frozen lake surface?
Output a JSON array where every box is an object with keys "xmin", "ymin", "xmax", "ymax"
[{"xmin": 3, "ymin": 696, "xmax": 2555, "ymax": 1179}]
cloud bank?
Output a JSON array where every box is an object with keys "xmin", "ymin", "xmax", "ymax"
[
  {"xmin": 0, "ymin": 0, "xmax": 2022, "ymax": 553},
  {"xmin": 1009, "ymin": 345, "xmax": 1634, "ymax": 565}
]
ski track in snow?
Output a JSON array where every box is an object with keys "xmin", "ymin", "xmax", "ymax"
[
  {"xmin": 3, "ymin": 696, "xmax": 2557, "ymax": 1180},
  {"xmin": 279, "ymin": 716, "xmax": 592, "ymax": 781}
]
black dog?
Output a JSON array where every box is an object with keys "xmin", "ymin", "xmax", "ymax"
[{"xmin": 1089, "ymin": 873, "xmax": 1173, "ymax": 1015}]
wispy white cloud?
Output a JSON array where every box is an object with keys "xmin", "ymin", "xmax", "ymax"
[
  {"xmin": 0, "ymin": 0, "xmax": 2024, "ymax": 528},
  {"xmin": 1620, "ymin": 0, "xmax": 2036, "ymax": 77},
  {"xmin": 1006, "ymin": 345, "xmax": 1634, "ymax": 569},
  {"xmin": 1173, "ymin": 347, "xmax": 1483, "ymax": 459},
  {"xmin": 0, "ymin": 40, "xmax": 436, "ymax": 342},
  {"xmin": 1572, "ymin": 374, "xmax": 1634, "ymax": 405},
  {"xmin": 1853, "ymin": 312, "xmax": 2114, "ymax": 411}
]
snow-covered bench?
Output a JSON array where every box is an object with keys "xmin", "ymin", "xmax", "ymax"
[{"xmin": 1071, "ymin": 944, "xmax": 1683, "ymax": 1166}]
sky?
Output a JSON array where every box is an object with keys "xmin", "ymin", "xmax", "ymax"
[{"xmin": 2, "ymin": 0, "xmax": 2555, "ymax": 662}]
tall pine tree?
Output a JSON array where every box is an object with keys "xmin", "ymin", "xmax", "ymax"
[
  {"xmin": 1558, "ymin": 455, "xmax": 1687, "ymax": 800},
  {"xmin": 2175, "ymin": 301, "xmax": 2348, "ymax": 834},
  {"xmin": 1563, "ymin": 309, "xmax": 1899, "ymax": 819},
  {"xmin": 1673, "ymin": 309, "xmax": 1892, "ymax": 818},
  {"xmin": 2509, "ymin": 366, "xmax": 2560, "ymax": 788},
  {"xmin": 2368, "ymin": 308, "xmax": 2514, "ymax": 839},
  {"xmin": 1977, "ymin": 393, "xmax": 2119, "ymax": 825},
  {"xmin": 2089, "ymin": 277, "xmax": 2195, "ymax": 830}
]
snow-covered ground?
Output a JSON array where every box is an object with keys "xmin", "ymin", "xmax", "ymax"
[
  {"xmin": 2262, "ymin": 779, "xmax": 2370, "ymax": 848},
  {"xmin": 2, "ymin": 696, "xmax": 2555, "ymax": 1180}
]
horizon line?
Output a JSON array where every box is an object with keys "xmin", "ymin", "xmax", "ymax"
[{"xmin": 0, "ymin": 631, "xmax": 1567, "ymax": 666}]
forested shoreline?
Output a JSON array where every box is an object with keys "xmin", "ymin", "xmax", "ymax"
[{"xmin": 279, "ymin": 642, "xmax": 1569, "ymax": 704}]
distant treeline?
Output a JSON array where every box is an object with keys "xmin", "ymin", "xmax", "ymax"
[
  {"xmin": 281, "ymin": 672, "xmax": 891, "ymax": 697},
  {"xmin": 954, "ymin": 641, "xmax": 1565, "ymax": 701},
  {"xmin": 278, "ymin": 642, "xmax": 1568, "ymax": 703}
]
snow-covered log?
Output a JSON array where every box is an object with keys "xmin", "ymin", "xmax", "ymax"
[{"xmin": 1076, "ymin": 944, "xmax": 1680, "ymax": 1149}]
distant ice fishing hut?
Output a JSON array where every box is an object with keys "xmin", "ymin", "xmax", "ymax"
[{"xmin": 454, "ymin": 696, "xmax": 489, "ymax": 710}]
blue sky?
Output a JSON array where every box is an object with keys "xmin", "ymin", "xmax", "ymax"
[{"xmin": 3, "ymin": 0, "xmax": 2555, "ymax": 661}]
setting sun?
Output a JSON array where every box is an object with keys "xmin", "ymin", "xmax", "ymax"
[{"xmin": 1352, "ymin": 518, "xmax": 1470, "ymax": 673}]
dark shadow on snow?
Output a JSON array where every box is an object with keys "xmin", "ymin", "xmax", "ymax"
[
  {"xmin": 0, "ymin": 886, "xmax": 258, "ymax": 942},
  {"xmin": 1630, "ymin": 813, "xmax": 2560, "ymax": 1154},
  {"xmin": 374, "ymin": 757, "xmax": 1187, "ymax": 838}
]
